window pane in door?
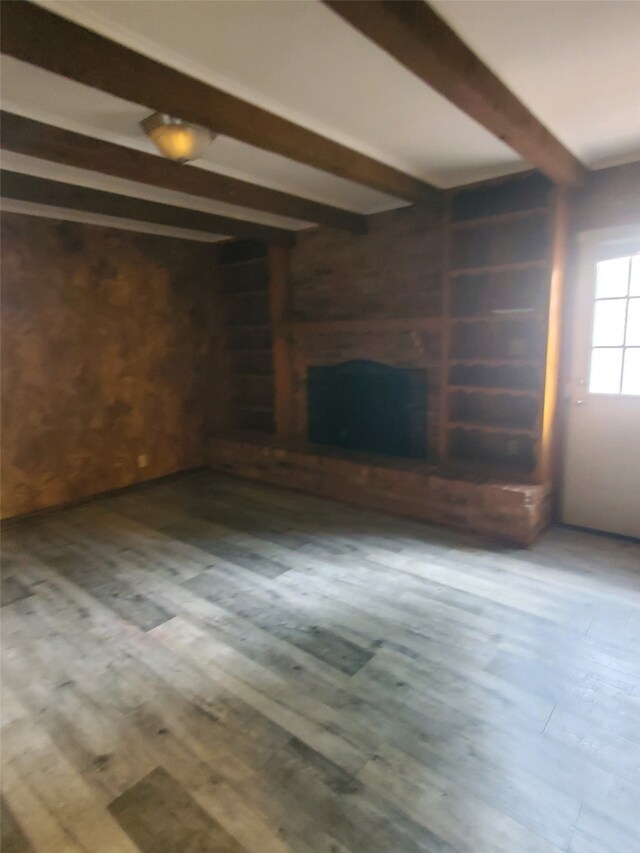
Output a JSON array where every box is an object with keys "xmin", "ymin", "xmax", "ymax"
[
  {"xmin": 630, "ymin": 255, "xmax": 640, "ymax": 296},
  {"xmin": 589, "ymin": 347, "xmax": 622, "ymax": 393},
  {"xmin": 592, "ymin": 299, "xmax": 626, "ymax": 346},
  {"xmin": 621, "ymin": 348, "xmax": 640, "ymax": 395},
  {"xmin": 595, "ymin": 257, "xmax": 630, "ymax": 298},
  {"xmin": 626, "ymin": 298, "xmax": 640, "ymax": 346}
]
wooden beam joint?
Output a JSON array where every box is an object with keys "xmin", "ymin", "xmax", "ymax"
[
  {"xmin": 0, "ymin": 170, "xmax": 297, "ymax": 246},
  {"xmin": 1, "ymin": 0, "xmax": 442, "ymax": 206},
  {"xmin": 0, "ymin": 111, "xmax": 368, "ymax": 234},
  {"xmin": 324, "ymin": 0, "xmax": 588, "ymax": 187}
]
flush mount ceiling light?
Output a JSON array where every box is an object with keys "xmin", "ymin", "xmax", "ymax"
[{"xmin": 141, "ymin": 112, "xmax": 215, "ymax": 163}]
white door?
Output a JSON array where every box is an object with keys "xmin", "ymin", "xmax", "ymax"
[{"xmin": 562, "ymin": 226, "xmax": 640, "ymax": 538}]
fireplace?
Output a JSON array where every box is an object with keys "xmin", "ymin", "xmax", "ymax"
[{"xmin": 307, "ymin": 360, "xmax": 427, "ymax": 459}]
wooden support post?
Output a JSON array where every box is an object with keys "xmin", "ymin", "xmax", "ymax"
[
  {"xmin": 437, "ymin": 195, "xmax": 453, "ymax": 466},
  {"xmin": 536, "ymin": 186, "xmax": 569, "ymax": 485},
  {"xmin": 268, "ymin": 245, "xmax": 295, "ymax": 439}
]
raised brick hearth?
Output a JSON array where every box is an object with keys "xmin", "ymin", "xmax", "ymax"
[{"xmin": 208, "ymin": 433, "xmax": 551, "ymax": 546}]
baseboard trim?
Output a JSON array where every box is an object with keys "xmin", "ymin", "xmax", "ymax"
[
  {"xmin": 559, "ymin": 522, "xmax": 640, "ymax": 545},
  {"xmin": 0, "ymin": 467, "xmax": 206, "ymax": 528}
]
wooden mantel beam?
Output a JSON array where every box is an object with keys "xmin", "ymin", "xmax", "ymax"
[
  {"xmin": 0, "ymin": 170, "xmax": 297, "ymax": 246},
  {"xmin": 0, "ymin": 1, "xmax": 441, "ymax": 206},
  {"xmin": 0, "ymin": 112, "xmax": 367, "ymax": 233},
  {"xmin": 323, "ymin": 0, "xmax": 588, "ymax": 187}
]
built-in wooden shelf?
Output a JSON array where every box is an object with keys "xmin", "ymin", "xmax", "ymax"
[
  {"xmin": 221, "ymin": 240, "xmax": 274, "ymax": 436},
  {"xmin": 443, "ymin": 458, "xmax": 536, "ymax": 483},
  {"xmin": 448, "ymin": 420, "xmax": 538, "ymax": 437},
  {"xmin": 449, "ymin": 311, "xmax": 541, "ymax": 324},
  {"xmin": 286, "ymin": 316, "xmax": 442, "ymax": 334},
  {"xmin": 228, "ymin": 322, "xmax": 270, "ymax": 330},
  {"xmin": 439, "ymin": 173, "xmax": 564, "ymax": 484},
  {"xmin": 449, "ymin": 259, "xmax": 548, "ymax": 278},
  {"xmin": 227, "ymin": 289, "xmax": 269, "ymax": 297},
  {"xmin": 236, "ymin": 405, "xmax": 274, "ymax": 415},
  {"xmin": 448, "ymin": 358, "xmax": 542, "ymax": 367},
  {"xmin": 450, "ymin": 206, "xmax": 548, "ymax": 231},
  {"xmin": 219, "ymin": 256, "xmax": 267, "ymax": 269},
  {"xmin": 448, "ymin": 385, "xmax": 541, "ymax": 397}
]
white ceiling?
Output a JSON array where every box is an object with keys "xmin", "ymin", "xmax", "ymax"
[
  {"xmin": 1, "ymin": 0, "xmax": 639, "ymax": 236},
  {"xmin": 432, "ymin": 0, "xmax": 640, "ymax": 169}
]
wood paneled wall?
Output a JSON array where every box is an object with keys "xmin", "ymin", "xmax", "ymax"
[
  {"xmin": 0, "ymin": 213, "xmax": 223, "ymax": 519},
  {"xmin": 290, "ymin": 204, "xmax": 443, "ymax": 322},
  {"xmin": 276, "ymin": 164, "xmax": 640, "ymax": 461},
  {"xmin": 2, "ymin": 165, "xmax": 637, "ymax": 520},
  {"xmin": 571, "ymin": 161, "xmax": 640, "ymax": 233}
]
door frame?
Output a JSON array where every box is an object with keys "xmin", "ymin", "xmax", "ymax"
[{"xmin": 558, "ymin": 220, "xmax": 640, "ymax": 529}]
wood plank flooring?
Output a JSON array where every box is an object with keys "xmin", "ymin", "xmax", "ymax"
[{"xmin": 1, "ymin": 470, "xmax": 639, "ymax": 853}]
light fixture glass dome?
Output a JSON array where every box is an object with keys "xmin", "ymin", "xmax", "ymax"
[{"xmin": 141, "ymin": 113, "xmax": 215, "ymax": 163}]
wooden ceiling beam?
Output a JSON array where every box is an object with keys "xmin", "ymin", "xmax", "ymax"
[
  {"xmin": 324, "ymin": 0, "xmax": 588, "ymax": 187},
  {"xmin": 0, "ymin": 170, "xmax": 297, "ymax": 246},
  {"xmin": 0, "ymin": 1, "xmax": 442, "ymax": 206},
  {"xmin": 0, "ymin": 112, "xmax": 367, "ymax": 233}
]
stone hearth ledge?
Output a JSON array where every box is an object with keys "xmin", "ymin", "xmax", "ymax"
[{"xmin": 207, "ymin": 433, "xmax": 552, "ymax": 547}]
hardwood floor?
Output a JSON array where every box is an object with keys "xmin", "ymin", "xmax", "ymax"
[{"xmin": 1, "ymin": 470, "xmax": 639, "ymax": 853}]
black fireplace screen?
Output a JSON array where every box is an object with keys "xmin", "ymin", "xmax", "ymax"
[{"xmin": 307, "ymin": 360, "xmax": 427, "ymax": 459}]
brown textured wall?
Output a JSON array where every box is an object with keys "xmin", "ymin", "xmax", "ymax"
[
  {"xmin": 1, "ymin": 213, "xmax": 222, "ymax": 519},
  {"xmin": 287, "ymin": 204, "xmax": 445, "ymax": 454}
]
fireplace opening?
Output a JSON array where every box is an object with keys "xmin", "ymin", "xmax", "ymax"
[{"xmin": 307, "ymin": 360, "xmax": 427, "ymax": 459}]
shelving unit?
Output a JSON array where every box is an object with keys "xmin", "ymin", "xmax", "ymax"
[
  {"xmin": 447, "ymin": 421, "xmax": 538, "ymax": 436},
  {"xmin": 219, "ymin": 240, "xmax": 275, "ymax": 434},
  {"xmin": 449, "ymin": 259, "xmax": 548, "ymax": 277},
  {"xmin": 439, "ymin": 172, "xmax": 566, "ymax": 481},
  {"xmin": 448, "ymin": 385, "xmax": 541, "ymax": 398}
]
